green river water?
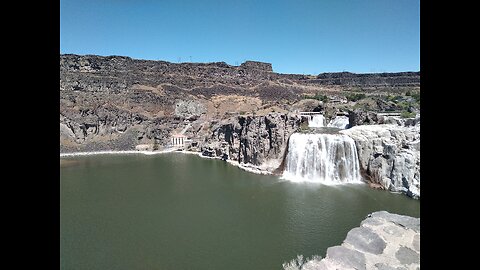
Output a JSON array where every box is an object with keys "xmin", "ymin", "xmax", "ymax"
[{"xmin": 60, "ymin": 152, "xmax": 419, "ymax": 270}]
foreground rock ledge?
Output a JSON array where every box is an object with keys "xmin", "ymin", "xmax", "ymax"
[{"xmin": 301, "ymin": 211, "xmax": 420, "ymax": 270}]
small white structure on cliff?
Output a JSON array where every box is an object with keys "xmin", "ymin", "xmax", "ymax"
[{"xmin": 171, "ymin": 134, "xmax": 189, "ymax": 147}]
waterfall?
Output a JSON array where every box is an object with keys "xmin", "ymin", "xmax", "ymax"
[
  {"xmin": 282, "ymin": 133, "xmax": 362, "ymax": 184},
  {"xmin": 327, "ymin": 116, "xmax": 350, "ymax": 129},
  {"xmin": 308, "ymin": 115, "xmax": 325, "ymax": 127}
]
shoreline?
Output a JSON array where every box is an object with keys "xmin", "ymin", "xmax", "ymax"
[
  {"xmin": 181, "ymin": 151, "xmax": 274, "ymax": 175},
  {"xmin": 59, "ymin": 150, "xmax": 370, "ymax": 187},
  {"xmin": 60, "ymin": 149, "xmax": 177, "ymax": 157},
  {"xmin": 60, "ymin": 149, "xmax": 274, "ymax": 176}
]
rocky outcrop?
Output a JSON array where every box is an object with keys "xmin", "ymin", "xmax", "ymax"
[
  {"xmin": 59, "ymin": 108, "xmax": 185, "ymax": 153},
  {"xmin": 340, "ymin": 124, "xmax": 420, "ymax": 198},
  {"xmin": 61, "ymin": 54, "xmax": 280, "ymax": 91},
  {"xmin": 174, "ymin": 99, "xmax": 207, "ymax": 119},
  {"xmin": 381, "ymin": 115, "xmax": 421, "ymax": 127},
  {"xmin": 291, "ymin": 99, "xmax": 324, "ymax": 113},
  {"xmin": 239, "ymin": 61, "xmax": 273, "ymax": 72},
  {"xmin": 285, "ymin": 211, "xmax": 420, "ymax": 270},
  {"xmin": 348, "ymin": 110, "xmax": 420, "ymax": 128},
  {"xmin": 348, "ymin": 110, "xmax": 383, "ymax": 127},
  {"xmin": 60, "ymin": 105, "xmax": 303, "ymax": 173},
  {"xmin": 61, "ymin": 54, "xmax": 419, "ymax": 95},
  {"xmin": 313, "ymin": 72, "xmax": 420, "ymax": 88},
  {"xmin": 197, "ymin": 113, "xmax": 302, "ymax": 172}
]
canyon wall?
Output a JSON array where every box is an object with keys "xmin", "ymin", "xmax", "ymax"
[{"xmin": 60, "ymin": 54, "xmax": 420, "ymax": 197}]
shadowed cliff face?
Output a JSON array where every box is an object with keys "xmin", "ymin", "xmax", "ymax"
[
  {"xmin": 60, "ymin": 54, "xmax": 419, "ymax": 166},
  {"xmin": 199, "ymin": 113, "xmax": 301, "ymax": 170}
]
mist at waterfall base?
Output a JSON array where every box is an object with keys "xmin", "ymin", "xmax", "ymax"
[{"xmin": 61, "ymin": 153, "xmax": 419, "ymax": 270}]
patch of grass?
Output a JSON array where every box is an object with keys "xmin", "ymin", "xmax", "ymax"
[
  {"xmin": 397, "ymin": 101, "xmax": 410, "ymax": 110},
  {"xmin": 386, "ymin": 95, "xmax": 404, "ymax": 102},
  {"xmin": 352, "ymin": 102, "xmax": 370, "ymax": 110},
  {"xmin": 346, "ymin": 93, "xmax": 366, "ymax": 102},
  {"xmin": 384, "ymin": 93, "xmax": 420, "ymax": 110},
  {"xmin": 302, "ymin": 93, "xmax": 328, "ymax": 102}
]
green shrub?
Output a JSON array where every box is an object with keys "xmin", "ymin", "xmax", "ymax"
[
  {"xmin": 385, "ymin": 95, "xmax": 395, "ymax": 102},
  {"xmin": 302, "ymin": 93, "xmax": 328, "ymax": 102},
  {"xmin": 404, "ymin": 91, "xmax": 420, "ymax": 103},
  {"xmin": 401, "ymin": 111, "xmax": 416, "ymax": 118},
  {"xmin": 314, "ymin": 93, "xmax": 328, "ymax": 102},
  {"xmin": 411, "ymin": 92, "xmax": 420, "ymax": 102},
  {"xmin": 397, "ymin": 101, "xmax": 410, "ymax": 110}
]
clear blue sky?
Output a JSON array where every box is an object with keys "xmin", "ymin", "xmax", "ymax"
[{"xmin": 60, "ymin": 0, "xmax": 419, "ymax": 74}]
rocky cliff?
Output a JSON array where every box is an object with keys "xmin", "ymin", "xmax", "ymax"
[
  {"xmin": 341, "ymin": 122, "xmax": 420, "ymax": 199},
  {"xmin": 197, "ymin": 113, "xmax": 301, "ymax": 171},
  {"xmin": 59, "ymin": 54, "xmax": 306, "ymax": 153},
  {"xmin": 313, "ymin": 72, "xmax": 420, "ymax": 88},
  {"xmin": 60, "ymin": 54, "xmax": 416, "ymax": 153}
]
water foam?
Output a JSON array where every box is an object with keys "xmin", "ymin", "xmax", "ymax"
[
  {"xmin": 308, "ymin": 115, "xmax": 325, "ymax": 128},
  {"xmin": 282, "ymin": 133, "xmax": 362, "ymax": 185}
]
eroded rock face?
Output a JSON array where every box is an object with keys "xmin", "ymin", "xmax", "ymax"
[
  {"xmin": 314, "ymin": 72, "xmax": 420, "ymax": 88},
  {"xmin": 291, "ymin": 99, "xmax": 324, "ymax": 113},
  {"xmin": 59, "ymin": 108, "xmax": 183, "ymax": 152},
  {"xmin": 174, "ymin": 99, "xmax": 207, "ymax": 119},
  {"xmin": 239, "ymin": 61, "xmax": 273, "ymax": 72},
  {"xmin": 198, "ymin": 113, "xmax": 301, "ymax": 171},
  {"xmin": 340, "ymin": 124, "xmax": 420, "ymax": 199},
  {"xmin": 348, "ymin": 110, "xmax": 382, "ymax": 127},
  {"xmin": 298, "ymin": 211, "xmax": 420, "ymax": 270}
]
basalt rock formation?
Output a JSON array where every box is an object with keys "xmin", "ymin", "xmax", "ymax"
[
  {"xmin": 341, "ymin": 122, "xmax": 420, "ymax": 198},
  {"xmin": 197, "ymin": 113, "xmax": 302, "ymax": 171},
  {"xmin": 313, "ymin": 72, "xmax": 420, "ymax": 88},
  {"xmin": 292, "ymin": 211, "xmax": 420, "ymax": 270}
]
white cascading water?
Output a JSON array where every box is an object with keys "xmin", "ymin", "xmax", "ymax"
[
  {"xmin": 308, "ymin": 115, "xmax": 325, "ymax": 127},
  {"xmin": 282, "ymin": 133, "xmax": 362, "ymax": 184},
  {"xmin": 327, "ymin": 116, "xmax": 350, "ymax": 129}
]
